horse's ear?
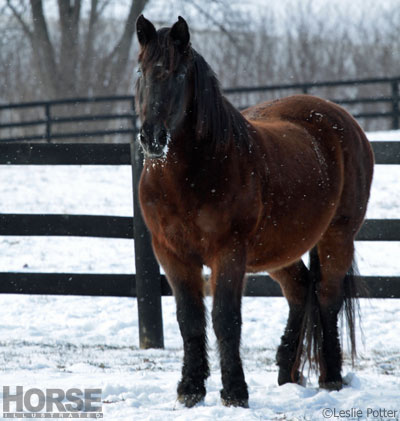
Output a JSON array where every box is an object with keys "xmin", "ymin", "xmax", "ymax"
[
  {"xmin": 136, "ymin": 15, "xmax": 157, "ymax": 46},
  {"xmin": 170, "ymin": 16, "xmax": 190, "ymax": 51}
]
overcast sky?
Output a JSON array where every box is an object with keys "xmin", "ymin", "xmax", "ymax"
[
  {"xmin": 10, "ymin": 0, "xmax": 396, "ymax": 34},
  {"xmin": 5, "ymin": 0, "xmax": 397, "ymax": 40},
  {"xmin": 105, "ymin": 0, "xmax": 398, "ymax": 29}
]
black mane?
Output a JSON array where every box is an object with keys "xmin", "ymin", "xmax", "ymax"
[{"xmin": 191, "ymin": 50, "xmax": 252, "ymax": 152}]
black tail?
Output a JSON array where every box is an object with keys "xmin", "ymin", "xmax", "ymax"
[
  {"xmin": 292, "ymin": 247, "xmax": 364, "ymax": 380},
  {"xmin": 341, "ymin": 262, "xmax": 367, "ymax": 365},
  {"xmin": 291, "ymin": 247, "xmax": 323, "ymax": 378}
]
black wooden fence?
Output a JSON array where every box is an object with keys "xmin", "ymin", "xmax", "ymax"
[
  {"xmin": 1, "ymin": 76, "xmax": 399, "ymax": 143},
  {"xmin": 225, "ymin": 76, "xmax": 400, "ymax": 130},
  {"xmin": 1, "ymin": 76, "xmax": 400, "ymax": 349}
]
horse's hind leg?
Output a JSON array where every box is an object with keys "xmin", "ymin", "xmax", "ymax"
[
  {"xmin": 316, "ymin": 229, "xmax": 356, "ymax": 390},
  {"xmin": 152, "ymin": 240, "xmax": 209, "ymax": 408},
  {"xmin": 270, "ymin": 261, "xmax": 309, "ymax": 385},
  {"xmin": 210, "ymin": 247, "xmax": 248, "ymax": 408}
]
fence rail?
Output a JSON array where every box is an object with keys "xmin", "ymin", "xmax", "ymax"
[
  {"xmin": 0, "ymin": 141, "xmax": 399, "ymax": 165},
  {"xmin": 0, "ymin": 95, "xmax": 136, "ymax": 143},
  {"xmin": 0, "ymin": 213, "xmax": 399, "ymax": 242},
  {"xmin": 225, "ymin": 76, "xmax": 400, "ymax": 129},
  {"xmin": 0, "ymin": 273, "xmax": 400, "ymax": 299}
]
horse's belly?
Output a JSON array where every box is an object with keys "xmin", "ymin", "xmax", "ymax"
[
  {"xmin": 246, "ymin": 238, "xmax": 312, "ymax": 272},
  {"xmin": 246, "ymin": 202, "xmax": 336, "ymax": 272}
]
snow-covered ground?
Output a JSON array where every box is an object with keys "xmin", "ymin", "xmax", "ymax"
[{"xmin": 0, "ymin": 131, "xmax": 399, "ymax": 420}]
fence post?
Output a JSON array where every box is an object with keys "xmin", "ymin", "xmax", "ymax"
[
  {"xmin": 45, "ymin": 103, "xmax": 51, "ymax": 143},
  {"xmin": 392, "ymin": 81, "xmax": 399, "ymax": 130},
  {"xmin": 130, "ymin": 102, "xmax": 164, "ymax": 349}
]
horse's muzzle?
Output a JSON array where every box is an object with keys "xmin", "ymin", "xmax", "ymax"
[{"xmin": 138, "ymin": 124, "xmax": 169, "ymax": 159}]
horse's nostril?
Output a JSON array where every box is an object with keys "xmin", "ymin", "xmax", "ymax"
[
  {"xmin": 140, "ymin": 122, "xmax": 153, "ymax": 141},
  {"xmin": 140, "ymin": 127, "xmax": 154, "ymax": 146},
  {"xmin": 158, "ymin": 128, "xmax": 167, "ymax": 146}
]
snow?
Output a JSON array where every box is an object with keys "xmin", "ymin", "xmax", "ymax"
[
  {"xmin": 1, "ymin": 296, "xmax": 400, "ymax": 420},
  {"xmin": 368, "ymin": 130, "xmax": 400, "ymax": 141},
  {"xmin": 0, "ymin": 130, "xmax": 399, "ymax": 419}
]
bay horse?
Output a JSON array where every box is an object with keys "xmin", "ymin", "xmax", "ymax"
[{"xmin": 135, "ymin": 15, "xmax": 374, "ymax": 408}]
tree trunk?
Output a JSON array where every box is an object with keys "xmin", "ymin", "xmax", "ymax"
[{"xmin": 8, "ymin": 0, "xmax": 149, "ymax": 99}]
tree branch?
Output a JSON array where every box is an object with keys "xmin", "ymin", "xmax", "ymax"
[
  {"xmin": 79, "ymin": 0, "xmax": 99, "ymax": 92},
  {"xmin": 6, "ymin": 0, "xmax": 33, "ymax": 40},
  {"xmin": 57, "ymin": 0, "xmax": 81, "ymax": 96},
  {"xmin": 106, "ymin": 0, "xmax": 148, "ymax": 91},
  {"xmin": 188, "ymin": 0, "xmax": 241, "ymax": 48},
  {"xmin": 73, "ymin": 0, "xmax": 81, "ymax": 27},
  {"xmin": 98, "ymin": 0, "xmax": 112, "ymax": 17},
  {"xmin": 30, "ymin": 0, "xmax": 60, "ymax": 98}
]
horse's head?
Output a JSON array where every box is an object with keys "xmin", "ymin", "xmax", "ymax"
[{"xmin": 135, "ymin": 15, "xmax": 191, "ymax": 158}]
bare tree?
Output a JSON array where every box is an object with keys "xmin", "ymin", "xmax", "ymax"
[{"xmin": 6, "ymin": 0, "xmax": 148, "ymax": 99}]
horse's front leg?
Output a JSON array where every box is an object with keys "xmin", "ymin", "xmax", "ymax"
[
  {"xmin": 210, "ymin": 247, "xmax": 248, "ymax": 408},
  {"xmin": 152, "ymin": 240, "xmax": 209, "ymax": 408}
]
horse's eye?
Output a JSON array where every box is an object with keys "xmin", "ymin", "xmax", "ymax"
[{"xmin": 136, "ymin": 66, "xmax": 142, "ymax": 76}]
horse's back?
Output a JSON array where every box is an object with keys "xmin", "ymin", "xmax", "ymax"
[
  {"xmin": 242, "ymin": 95, "xmax": 374, "ymax": 270},
  {"xmin": 243, "ymin": 94, "xmax": 373, "ymax": 168},
  {"xmin": 243, "ymin": 94, "xmax": 374, "ymax": 210}
]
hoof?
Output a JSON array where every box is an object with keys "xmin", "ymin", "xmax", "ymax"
[
  {"xmin": 220, "ymin": 389, "xmax": 249, "ymax": 408},
  {"xmin": 221, "ymin": 396, "xmax": 249, "ymax": 408},
  {"xmin": 177, "ymin": 392, "xmax": 205, "ymax": 408},
  {"xmin": 319, "ymin": 380, "xmax": 343, "ymax": 391},
  {"xmin": 177, "ymin": 380, "xmax": 206, "ymax": 408}
]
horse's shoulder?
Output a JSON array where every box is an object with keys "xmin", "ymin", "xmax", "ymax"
[{"xmin": 242, "ymin": 95, "xmax": 335, "ymax": 120}]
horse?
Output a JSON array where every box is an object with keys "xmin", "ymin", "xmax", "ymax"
[{"xmin": 134, "ymin": 15, "xmax": 374, "ymax": 408}]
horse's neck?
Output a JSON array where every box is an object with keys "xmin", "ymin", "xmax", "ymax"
[
  {"xmin": 169, "ymin": 126, "xmax": 228, "ymax": 165},
  {"xmin": 165, "ymin": 125, "xmax": 253, "ymax": 191},
  {"xmin": 163, "ymin": 77, "xmax": 255, "ymax": 177},
  {"xmin": 189, "ymin": 98, "xmax": 252, "ymax": 154}
]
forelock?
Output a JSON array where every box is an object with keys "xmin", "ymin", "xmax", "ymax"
[{"xmin": 138, "ymin": 27, "xmax": 190, "ymax": 73}]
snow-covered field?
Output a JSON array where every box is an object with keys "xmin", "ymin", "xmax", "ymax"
[{"xmin": 0, "ymin": 131, "xmax": 399, "ymax": 420}]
